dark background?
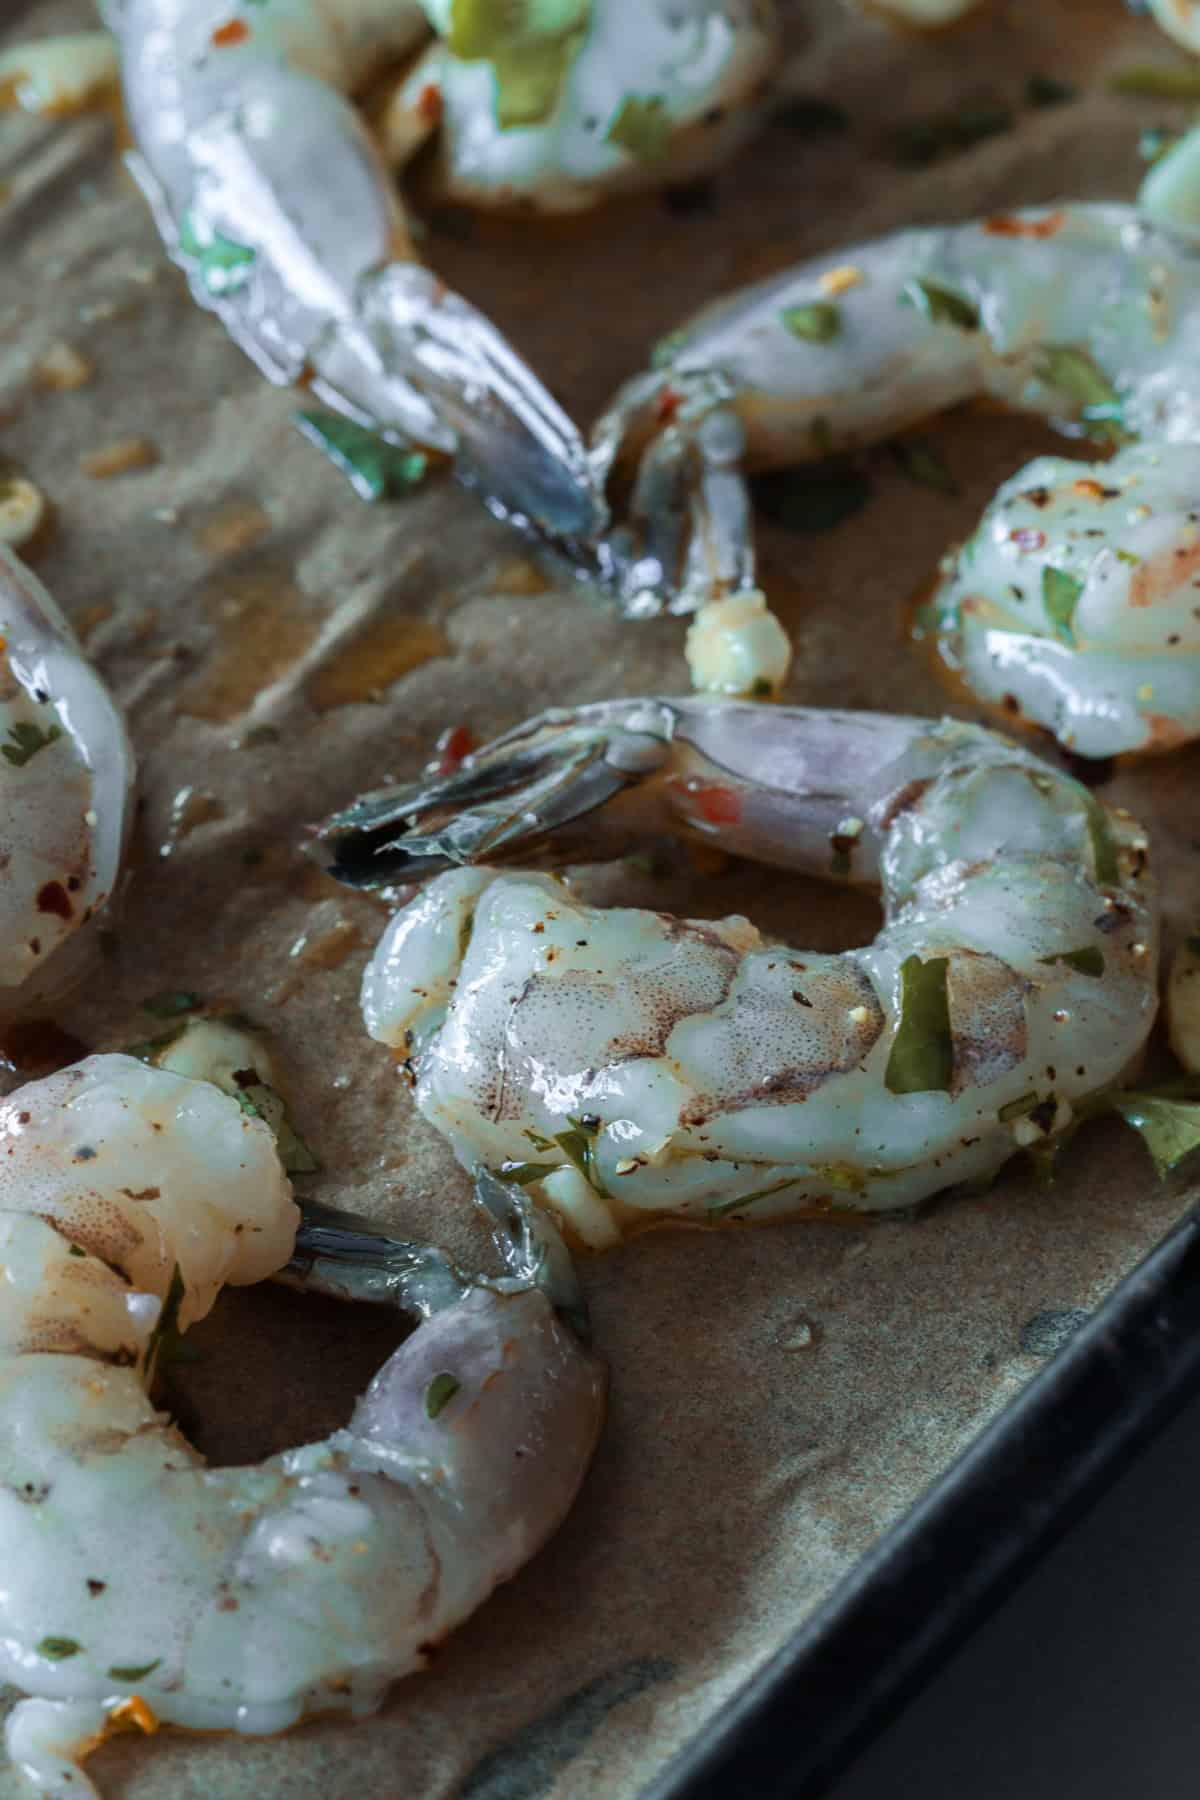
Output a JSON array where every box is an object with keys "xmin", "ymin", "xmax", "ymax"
[{"xmin": 828, "ymin": 1386, "xmax": 1200, "ymax": 1800}]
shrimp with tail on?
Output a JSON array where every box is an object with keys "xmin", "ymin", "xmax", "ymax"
[
  {"xmin": 317, "ymin": 698, "xmax": 1158, "ymax": 1249},
  {"xmin": 595, "ymin": 204, "xmax": 1200, "ymax": 751},
  {"xmin": 0, "ymin": 2, "xmax": 778, "ymax": 540},
  {"xmin": 0, "ymin": 1053, "xmax": 604, "ymax": 1799}
]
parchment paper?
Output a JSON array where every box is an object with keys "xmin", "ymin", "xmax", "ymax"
[{"xmin": 2, "ymin": 1, "xmax": 1199, "ymax": 1794}]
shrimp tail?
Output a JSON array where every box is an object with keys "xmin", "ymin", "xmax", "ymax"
[
  {"xmin": 283, "ymin": 1197, "xmax": 471, "ymax": 1319},
  {"xmin": 284, "ymin": 1181, "xmax": 592, "ymax": 1343},
  {"xmin": 588, "ymin": 370, "xmax": 757, "ymax": 616},
  {"xmin": 472, "ymin": 1167, "xmax": 592, "ymax": 1344},
  {"xmin": 315, "ymin": 701, "xmax": 675, "ymax": 886}
]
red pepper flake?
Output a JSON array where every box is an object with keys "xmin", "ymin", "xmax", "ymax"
[
  {"xmin": 1010, "ymin": 527, "xmax": 1046, "ymax": 552},
  {"xmin": 656, "ymin": 388, "xmax": 681, "ymax": 424},
  {"xmin": 677, "ymin": 778, "xmax": 742, "ymax": 826},
  {"xmin": 984, "ymin": 209, "xmax": 1067, "ymax": 239},
  {"xmin": 418, "ymin": 83, "xmax": 443, "ymax": 125},
  {"xmin": 36, "ymin": 881, "xmax": 73, "ymax": 920},
  {"xmin": 211, "ymin": 18, "xmax": 249, "ymax": 48},
  {"xmin": 429, "ymin": 723, "xmax": 476, "ymax": 776}
]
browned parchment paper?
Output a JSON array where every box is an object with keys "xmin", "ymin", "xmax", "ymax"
[{"xmin": 2, "ymin": 1, "xmax": 1199, "ymax": 1793}]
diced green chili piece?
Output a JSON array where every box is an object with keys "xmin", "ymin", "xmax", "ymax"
[
  {"xmin": 1042, "ymin": 566, "xmax": 1084, "ymax": 643},
  {"xmin": 900, "ymin": 278, "xmax": 980, "ymax": 331},
  {"xmin": 781, "ymin": 301, "xmax": 841, "ymax": 343},
  {"xmin": 885, "ymin": 955, "xmax": 954, "ymax": 1095},
  {"xmin": 424, "ymin": 1372, "xmax": 461, "ymax": 1419}
]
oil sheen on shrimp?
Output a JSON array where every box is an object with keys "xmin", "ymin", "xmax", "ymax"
[
  {"xmin": 0, "ymin": 1053, "xmax": 604, "ymax": 1798},
  {"xmin": 317, "ymin": 699, "xmax": 1158, "ymax": 1249},
  {"xmin": 0, "ymin": 548, "xmax": 132, "ymax": 1002},
  {"xmin": 597, "ymin": 204, "xmax": 1200, "ymax": 751},
  {"xmin": 39, "ymin": 2, "xmax": 774, "ymax": 543}
]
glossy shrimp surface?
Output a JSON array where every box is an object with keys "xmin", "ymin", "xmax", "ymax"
[
  {"xmin": 599, "ymin": 204, "xmax": 1200, "ymax": 753},
  {"xmin": 0, "ymin": 549, "xmax": 133, "ymax": 1001},
  {"xmin": 387, "ymin": 0, "xmax": 777, "ymax": 214},
  {"xmin": 0, "ymin": 1054, "xmax": 604, "ymax": 1798},
  {"xmin": 318, "ymin": 699, "xmax": 1158, "ymax": 1248},
  {"xmin": 24, "ymin": 1, "xmax": 774, "ymax": 545}
]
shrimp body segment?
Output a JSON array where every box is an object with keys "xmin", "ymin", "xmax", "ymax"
[
  {"xmin": 0, "ymin": 549, "xmax": 133, "ymax": 999},
  {"xmin": 322, "ymin": 700, "xmax": 1158, "ymax": 1247},
  {"xmin": 600, "ymin": 205, "xmax": 1200, "ymax": 751},
  {"xmin": 0, "ymin": 1055, "xmax": 604, "ymax": 1798}
]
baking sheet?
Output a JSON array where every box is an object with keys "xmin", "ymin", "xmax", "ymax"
[{"xmin": 2, "ymin": 1, "xmax": 1200, "ymax": 1794}]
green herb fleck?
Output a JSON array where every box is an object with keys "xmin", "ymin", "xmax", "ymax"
[
  {"xmin": 889, "ymin": 439, "xmax": 959, "ymax": 496},
  {"xmin": 885, "ymin": 955, "xmax": 954, "ymax": 1095},
  {"xmin": 1109, "ymin": 64, "xmax": 1200, "ymax": 102},
  {"xmin": 293, "ymin": 412, "xmax": 429, "ymax": 506},
  {"xmin": 1040, "ymin": 947, "xmax": 1105, "ymax": 977},
  {"xmin": 447, "ymin": 0, "xmax": 589, "ymax": 128},
  {"xmin": 999, "ymin": 1091, "xmax": 1039, "ymax": 1122},
  {"xmin": 2, "ymin": 720, "xmax": 62, "ymax": 768},
  {"xmin": 523, "ymin": 1128, "xmax": 555, "ymax": 1152},
  {"xmin": 177, "ymin": 214, "xmax": 257, "ymax": 295},
  {"xmin": 145, "ymin": 1263, "xmax": 186, "ymax": 1382},
  {"xmin": 1026, "ymin": 74, "xmax": 1077, "ymax": 108},
  {"xmin": 553, "ymin": 1115, "xmax": 609, "ymax": 1198},
  {"xmin": 706, "ymin": 1179, "xmax": 797, "ymax": 1220},
  {"xmin": 1111, "ymin": 1090, "xmax": 1200, "ymax": 1177},
  {"xmin": 607, "ymin": 94, "xmax": 672, "ymax": 163},
  {"xmin": 499, "ymin": 1159, "xmax": 554, "ymax": 1187},
  {"xmin": 809, "ymin": 1162, "xmax": 866, "ymax": 1194},
  {"xmin": 780, "ymin": 301, "xmax": 841, "ymax": 344},
  {"xmin": 753, "ymin": 463, "xmax": 872, "ymax": 533},
  {"xmin": 107, "ymin": 1660, "xmax": 161, "ymax": 1683},
  {"xmin": 1042, "ymin": 566, "xmax": 1084, "ymax": 644},
  {"xmin": 1083, "ymin": 793, "xmax": 1120, "ymax": 887},
  {"xmin": 37, "ymin": 1637, "xmax": 81, "ymax": 1661},
  {"xmin": 68, "ymin": 1243, "xmax": 86, "ymax": 1257},
  {"xmin": 751, "ymin": 677, "xmax": 773, "ymax": 698},
  {"xmin": 1033, "ymin": 346, "xmax": 1127, "ymax": 445},
  {"xmin": 142, "ymin": 991, "xmax": 201, "ymax": 1019},
  {"xmin": 424, "ymin": 1372, "xmax": 461, "ymax": 1419},
  {"xmin": 775, "ymin": 96, "xmax": 850, "ymax": 136},
  {"xmin": 900, "ymin": 278, "xmax": 980, "ymax": 332},
  {"xmin": 1114, "ymin": 547, "xmax": 1141, "ymax": 567}
]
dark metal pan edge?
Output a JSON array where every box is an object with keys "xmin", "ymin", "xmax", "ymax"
[{"xmin": 644, "ymin": 1201, "xmax": 1200, "ymax": 1800}]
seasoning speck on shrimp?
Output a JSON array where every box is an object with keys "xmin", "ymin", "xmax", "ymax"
[
  {"xmin": 29, "ymin": 2, "xmax": 774, "ymax": 541},
  {"xmin": 0, "ymin": 1054, "xmax": 604, "ymax": 1799},
  {"xmin": 0, "ymin": 548, "xmax": 133, "ymax": 1002},
  {"xmin": 597, "ymin": 204, "xmax": 1200, "ymax": 749},
  {"xmin": 318, "ymin": 699, "xmax": 1158, "ymax": 1248}
]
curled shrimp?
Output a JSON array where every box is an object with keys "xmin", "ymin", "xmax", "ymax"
[
  {"xmin": 0, "ymin": 1053, "xmax": 604, "ymax": 1799},
  {"xmin": 316, "ymin": 698, "xmax": 1158, "ymax": 1249},
  {"xmin": 595, "ymin": 203, "xmax": 1200, "ymax": 751},
  {"xmin": 0, "ymin": 549, "xmax": 133, "ymax": 1003}
]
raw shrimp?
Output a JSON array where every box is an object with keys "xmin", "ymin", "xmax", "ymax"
[
  {"xmin": 0, "ymin": 548, "xmax": 133, "ymax": 1002},
  {"xmin": 3, "ymin": 2, "xmax": 776, "ymax": 538},
  {"xmin": 317, "ymin": 698, "xmax": 1158, "ymax": 1248},
  {"xmin": 0, "ymin": 1053, "xmax": 604, "ymax": 1799},
  {"xmin": 596, "ymin": 203, "xmax": 1200, "ymax": 750}
]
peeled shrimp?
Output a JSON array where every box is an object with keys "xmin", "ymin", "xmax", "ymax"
[
  {"xmin": 0, "ymin": 548, "xmax": 132, "ymax": 1002},
  {"xmin": 316, "ymin": 699, "xmax": 1158, "ymax": 1248},
  {"xmin": 4, "ymin": 3, "xmax": 775, "ymax": 540},
  {"xmin": 0, "ymin": 1053, "xmax": 604, "ymax": 1798},
  {"xmin": 596, "ymin": 204, "xmax": 1200, "ymax": 750}
]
